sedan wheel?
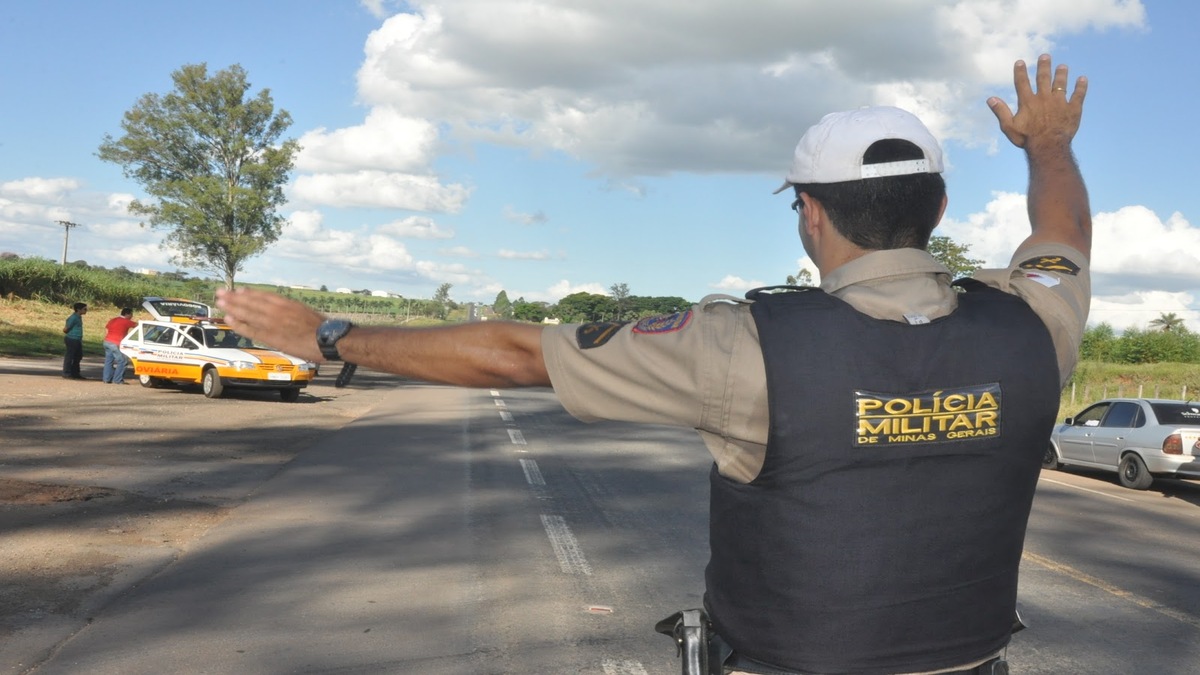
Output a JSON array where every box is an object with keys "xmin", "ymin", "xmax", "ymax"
[
  {"xmin": 139, "ymin": 373, "xmax": 162, "ymax": 388},
  {"xmin": 1117, "ymin": 453, "xmax": 1154, "ymax": 490},
  {"xmin": 279, "ymin": 388, "xmax": 300, "ymax": 403},
  {"xmin": 202, "ymin": 368, "xmax": 225, "ymax": 399},
  {"xmin": 1042, "ymin": 444, "xmax": 1061, "ymax": 470}
]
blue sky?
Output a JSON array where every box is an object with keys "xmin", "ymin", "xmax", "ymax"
[{"xmin": 2, "ymin": 0, "xmax": 1198, "ymax": 331}]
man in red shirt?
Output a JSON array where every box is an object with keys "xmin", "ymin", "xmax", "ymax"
[{"xmin": 102, "ymin": 308, "xmax": 138, "ymax": 384}]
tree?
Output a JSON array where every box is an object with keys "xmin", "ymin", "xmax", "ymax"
[
  {"xmin": 98, "ymin": 63, "xmax": 299, "ymax": 289},
  {"xmin": 1149, "ymin": 312, "xmax": 1185, "ymax": 333},
  {"xmin": 609, "ymin": 282, "xmax": 630, "ymax": 321},
  {"xmin": 786, "ymin": 268, "xmax": 814, "ymax": 286},
  {"xmin": 555, "ymin": 292, "xmax": 615, "ymax": 323},
  {"xmin": 433, "ymin": 283, "xmax": 453, "ymax": 320},
  {"xmin": 493, "ymin": 290, "xmax": 513, "ymax": 319},
  {"xmin": 512, "ymin": 297, "xmax": 549, "ymax": 322},
  {"xmin": 926, "ymin": 236, "xmax": 984, "ymax": 279}
]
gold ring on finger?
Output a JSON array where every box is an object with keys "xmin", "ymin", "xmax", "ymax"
[{"xmin": 1053, "ymin": 87, "xmax": 1066, "ymax": 92}]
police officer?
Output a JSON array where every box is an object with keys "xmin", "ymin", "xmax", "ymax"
[{"xmin": 216, "ymin": 53, "xmax": 1089, "ymax": 674}]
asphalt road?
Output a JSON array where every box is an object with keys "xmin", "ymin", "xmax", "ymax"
[{"xmin": 10, "ymin": 382, "xmax": 1200, "ymax": 673}]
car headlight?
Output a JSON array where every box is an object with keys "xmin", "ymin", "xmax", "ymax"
[
  {"xmin": 297, "ymin": 363, "xmax": 315, "ymax": 372},
  {"xmin": 232, "ymin": 361, "xmax": 255, "ymax": 370}
]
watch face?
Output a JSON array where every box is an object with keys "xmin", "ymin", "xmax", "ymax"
[
  {"xmin": 319, "ymin": 320, "xmax": 351, "ymax": 345},
  {"xmin": 318, "ymin": 319, "xmax": 353, "ymax": 360}
]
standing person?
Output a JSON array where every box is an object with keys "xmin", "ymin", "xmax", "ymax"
[
  {"xmin": 61, "ymin": 302, "xmax": 88, "ymax": 380},
  {"xmin": 102, "ymin": 307, "xmax": 138, "ymax": 384},
  {"xmin": 216, "ymin": 54, "xmax": 1090, "ymax": 674}
]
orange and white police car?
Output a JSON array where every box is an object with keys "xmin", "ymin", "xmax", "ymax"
[{"xmin": 119, "ymin": 297, "xmax": 316, "ymax": 401}]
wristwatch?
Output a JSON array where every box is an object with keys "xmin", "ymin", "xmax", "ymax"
[{"xmin": 316, "ymin": 319, "xmax": 355, "ymax": 361}]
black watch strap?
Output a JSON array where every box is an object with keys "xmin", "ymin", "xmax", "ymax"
[{"xmin": 316, "ymin": 319, "xmax": 354, "ymax": 361}]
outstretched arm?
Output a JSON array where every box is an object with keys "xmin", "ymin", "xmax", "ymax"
[
  {"xmin": 215, "ymin": 287, "xmax": 550, "ymax": 389},
  {"xmin": 988, "ymin": 54, "xmax": 1091, "ymax": 258}
]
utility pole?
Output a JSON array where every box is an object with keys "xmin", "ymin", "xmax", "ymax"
[{"xmin": 55, "ymin": 220, "xmax": 80, "ymax": 265}]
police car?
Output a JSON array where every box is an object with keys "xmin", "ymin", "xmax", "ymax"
[{"xmin": 119, "ymin": 297, "xmax": 316, "ymax": 401}]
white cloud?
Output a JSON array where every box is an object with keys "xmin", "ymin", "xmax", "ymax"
[
  {"xmin": 1091, "ymin": 290, "xmax": 1200, "ymax": 333},
  {"xmin": 295, "ymin": 108, "xmax": 439, "ymax": 173},
  {"xmin": 940, "ymin": 194, "xmax": 1200, "ymax": 330},
  {"xmin": 497, "ymin": 248, "xmax": 550, "ymax": 260},
  {"xmin": 440, "ymin": 245, "xmax": 478, "ymax": 258},
  {"xmin": 377, "ymin": 215, "xmax": 455, "ymax": 239},
  {"xmin": 503, "ymin": 205, "xmax": 548, "ymax": 225},
  {"xmin": 290, "ymin": 170, "xmax": 471, "ymax": 211},
  {"xmin": 546, "ymin": 279, "xmax": 607, "ymax": 298},
  {"xmin": 1, "ymin": 177, "xmax": 81, "ymax": 200},
  {"xmin": 341, "ymin": 0, "xmax": 1144, "ymax": 177},
  {"xmin": 711, "ymin": 275, "xmax": 765, "ymax": 293}
]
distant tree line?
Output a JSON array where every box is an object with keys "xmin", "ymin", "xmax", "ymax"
[{"xmin": 1081, "ymin": 316, "xmax": 1200, "ymax": 365}]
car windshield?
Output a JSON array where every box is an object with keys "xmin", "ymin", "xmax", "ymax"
[
  {"xmin": 1150, "ymin": 402, "xmax": 1200, "ymax": 426},
  {"xmin": 200, "ymin": 326, "xmax": 273, "ymax": 350}
]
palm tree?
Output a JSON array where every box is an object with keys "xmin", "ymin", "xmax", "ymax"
[{"xmin": 1149, "ymin": 312, "xmax": 1185, "ymax": 332}]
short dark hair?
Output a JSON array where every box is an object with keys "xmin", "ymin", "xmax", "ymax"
[
  {"xmin": 73, "ymin": 302, "xmax": 88, "ymax": 312},
  {"xmin": 120, "ymin": 307, "xmax": 133, "ymax": 317},
  {"xmin": 793, "ymin": 139, "xmax": 946, "ymax": 250}
]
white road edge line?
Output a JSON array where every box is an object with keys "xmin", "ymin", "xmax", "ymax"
[
  {"xmin": 508, "ymin": 429, "xmax": 527, "ymax": 445},
  {"xmin": 1023, "ymin": 550, "xmax": 1200, "ymax": 630},
  {"xmin": 1038, "ymin": 476, "xmax": 1135, "ymax": 502}
]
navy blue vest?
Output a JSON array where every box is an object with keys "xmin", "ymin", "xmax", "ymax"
[{"xmin": 705, "ymin": 284, "xmax": 1060, "ymax": 674}]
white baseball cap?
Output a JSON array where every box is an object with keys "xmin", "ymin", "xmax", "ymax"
[{"xmin": 773, "ymin": 106, "xmax": 944, "ymax": 194}]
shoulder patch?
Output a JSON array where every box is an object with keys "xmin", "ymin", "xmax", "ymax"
[
  {"xmin": 576, "ymin": 321, "xmax": 628, "ymax": 350},
  {"xmin": 632, "ymin": 310, "xmax": 692, "ymax": 335},
  {"xmin": 1018, "ymin": 255, "xmax": 1079, "ymax": 276}
]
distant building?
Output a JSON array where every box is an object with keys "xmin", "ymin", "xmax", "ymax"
[
  {"xmin": 370, "ymin": 290, "xmax": 390, "ymax": 297},
  {"xmin": 335, "ymin": 288, "xmax": 353, "ymax": 294},
  {"xmin": 289, "ymin": 285, "xmax": 314, "ymax": 290}
]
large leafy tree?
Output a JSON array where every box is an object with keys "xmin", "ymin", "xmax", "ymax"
[
  {"xmin": 493, "ymin": 290, "xmax": 513, "ymax": 319},
  {"xmin": 512, "ymin": 297, "xmax": 549, "ymax": 322},
  {"xmin": 98, "ymin": 63, "xmax": 299, "ymax": 289},
  {"xmin": 433, "ymin": 283, "xmax": 453, "ymax": 320},
  {"xmin": 927, "ymin": 235, "xmax": 984, "ymax": 279},
  {"xmin": 786, "ymin": 268, "xmax": 814, "ymax": 286},
  {"xmin": 556, "ymin": 292, "xmax": 616, "ymax": 323},
  {"xmin": 609, "ymin": 282, "xmax": 630, "ymax": 321}
]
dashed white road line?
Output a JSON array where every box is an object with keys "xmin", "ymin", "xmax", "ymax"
[
  {"xmin": 519, "ymin": 458, "xmax": 545, "ymax": 486},
  {"xmin": 602, "ymin": 659, "xmax": 649, "ymax": 674},
  {"xmin": 540, "ymin": 514, "xmax": 593, "ymax": 575},
  {"xmin": 491, "ymin": 392, "xmax": 643, "ymax": 671}
]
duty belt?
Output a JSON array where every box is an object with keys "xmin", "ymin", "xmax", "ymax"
[{"xmin": 656, "ymin": 609, "xmax": 1015, "ymax": 675}]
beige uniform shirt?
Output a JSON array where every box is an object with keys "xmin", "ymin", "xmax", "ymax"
[{"xmin": 542, "ymin": 243, "xmax": 1090, "ymax": 484}]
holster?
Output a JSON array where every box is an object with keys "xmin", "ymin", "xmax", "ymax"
[{"xmin": 655, "ymin": 609, "xmax": 732, "ymax": 675}]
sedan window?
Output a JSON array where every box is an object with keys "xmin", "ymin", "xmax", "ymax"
[
  {"xmin": 1101, "ymin": 402, "xmax": 1140, "ymax": 428},
  {"xmin": 1072, "ymin": 403, "xmax": 1109, "ymax": 426},
  {"xmin": 1150, "ymin": 403, "xmax": 1200, "ymax": 426}
]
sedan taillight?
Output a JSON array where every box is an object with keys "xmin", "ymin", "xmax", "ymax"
[{"xmin": 1163, "ymin": 434, "xmax": 1183, "ymax": 455}]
